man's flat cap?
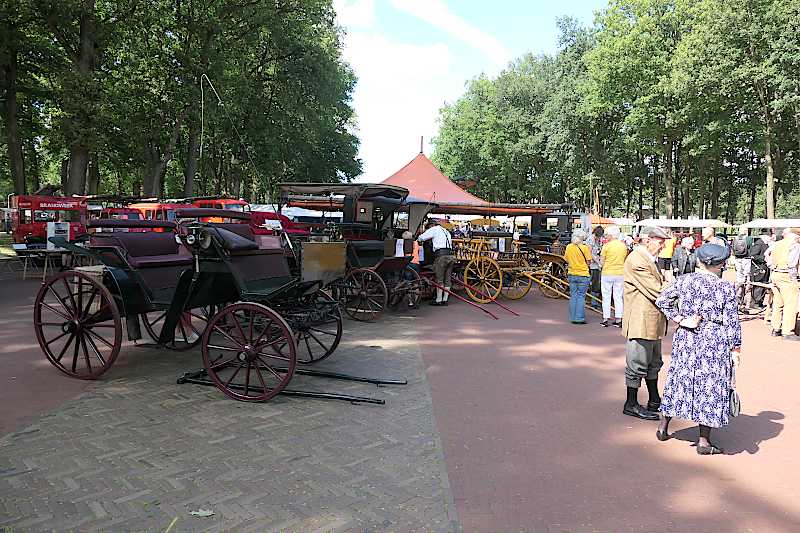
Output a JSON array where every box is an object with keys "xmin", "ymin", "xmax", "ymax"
[
  {"xmin": 696, "ymin": 243, "xmax": 730, "ymax": 265},
  {"xmin": 641, "ymin": 226, "xmax": 669, "ymax": 239}
]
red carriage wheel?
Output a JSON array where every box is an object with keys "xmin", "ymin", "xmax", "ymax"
[
  {"xmin": 201, "ymin": 302, "xmax": 297, "ymax": 402},
  {"xmin": 142, "ymin": 305, "xmax": 214, "ymax": 351},
  {"xmin": 34, "ymin": 270, "xmax": 122, "ymax": 379},
  {"xmin": 294, "ymin": 291, "xmax": 343, "ymax": 365},
  {"xmin": 341, "ymin": 268, "xmax": 388, "ymax": 322}
]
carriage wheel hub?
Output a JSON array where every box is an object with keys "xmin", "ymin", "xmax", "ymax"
[
  {"xmin": 238, "ymin": 344, "xmax": 257, "ymax": 362},
  {"xmin": 62, "ymin": 321, "xmax": 81, "ymax": 334}
]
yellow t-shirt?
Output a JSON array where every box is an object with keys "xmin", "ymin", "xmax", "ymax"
[
  {"xmin": 658, "ymin": 237, "xmax": 676, "ymax": 259},
  {"xmin": 601, "ymin": 239, "xmax": 628, "ymax": 275},
  {"xmin": 565, "ymin": 243, "xmax": 591, "ymax": 277}
]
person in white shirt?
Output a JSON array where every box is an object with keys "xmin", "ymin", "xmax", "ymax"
[{"xmin": 417, "ymin": 219, "xmax": 455, "ymax": 306}]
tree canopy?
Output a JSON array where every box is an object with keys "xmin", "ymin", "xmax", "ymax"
[
  {"xmin": 1, "ymin": 0, "xmax": 361, "ymax": 202},
  {"xmin": 433, "ymin": 1, "xmax": 800, "ymax": 221}
]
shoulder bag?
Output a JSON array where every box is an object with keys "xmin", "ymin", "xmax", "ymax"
[{"xmin": 729, "ymin": 362, "xmax": 741, "ymax": 417}]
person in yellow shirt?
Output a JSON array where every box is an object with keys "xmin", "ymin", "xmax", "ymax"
[
  {"xmin": 564, "ymin": 229, "xmax": 592, "ymax": 324},
  {"xmin": 658, "ymin": 231, "xmax": 677, "ymax": 278},
  {"xmin": 600, "ymin": 226, "xmax": 629, "ymax": 327}
]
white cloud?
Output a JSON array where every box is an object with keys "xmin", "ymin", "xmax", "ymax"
[
  {"xmin": 333, "ymin": 0, "xmax": 376, "ymax": 29},
  {"xmin": 388, "ymin": 0, "xmax": 511, "ymax": 67},
  {"xmin": 341, "ymin": 31, "xmax": 457, "ymax": 181}
]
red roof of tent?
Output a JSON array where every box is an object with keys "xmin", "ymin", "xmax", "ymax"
[{"xmin": 381, "ymin": 153, "xmax": 489, "ymax": 206}]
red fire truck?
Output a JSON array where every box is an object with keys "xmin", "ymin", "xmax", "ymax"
[{"xmin": 9, "ymin": 195, "xmax": 88, "ymax": 245}]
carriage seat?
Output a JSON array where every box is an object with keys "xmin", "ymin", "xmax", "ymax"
[{"xmin": 90, "ymin": 232, "xmax": 192, "ymax": 269}]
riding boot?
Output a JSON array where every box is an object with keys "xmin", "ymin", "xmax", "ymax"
[{"xmin": 625, "ymin": 386, "xmax": 638, "ymax": 409}]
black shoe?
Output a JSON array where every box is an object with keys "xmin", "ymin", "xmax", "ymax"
[
  {"xmin": 408, "ymin": 304, "xmax": 418, "ymax": 310},
  {"xmin": 429, "ymin": 300, "xmax": 443, "ymax": 306},
  {"xmin": 571, "ymin": 320, "xmax": 587, "ymax": 325},
  {"xmin": 623, "ymin": 403, "xmax": 659, "ymax": 421},
  {"xmin": 440, "ymin": 300, "xmax": 449, "ymax": 307},
  {"xmin": 771, "ymin": 330, "xmax": 782, "ymax": 337},
  {"xmin": 782, "ymin": 334, "xmax": 800, "ymax": 342},
  {"xmin": 656, "ymin": 429, "xmax": 670, "ymax": 441},
  {"xmin": 600, "ymin": 320, "xmax": 609, "ymax": 327},
  {"xmin": 646, "ymin": 401, "xmax": 661, "ymax": 412},
  {"xmin": 697, "ymin": 444, "xmax": 724, "ymax": 455},
  {"xmin": 613, "ymin": 320, "xmax": 622, "ymax": 328}
]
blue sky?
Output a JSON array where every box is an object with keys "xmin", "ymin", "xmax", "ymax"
[{"xmin": 333, "ymin": 0, "xmax": 608, "ymax": 182}]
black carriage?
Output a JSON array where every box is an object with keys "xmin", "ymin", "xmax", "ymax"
[
  {"xmin": 278, "ymin": 183, "xmax": 423, "ymax": 322},
  {"xmin": 33, "ymin": 209, "xmax": 402, "ymax": 403}
]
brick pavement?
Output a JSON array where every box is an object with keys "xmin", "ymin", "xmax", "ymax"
[{"xmin": 0, "ymin": 300, "xmax": 459, "ymax": 532}]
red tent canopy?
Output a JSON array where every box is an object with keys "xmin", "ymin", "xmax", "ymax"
[
  {"xmin": 380, "ymin": 153, "xmax": 562, "ymax": 215},
  {"xmin": 381, "ymin": 153, "xmax": 488, "ymax": 205}
]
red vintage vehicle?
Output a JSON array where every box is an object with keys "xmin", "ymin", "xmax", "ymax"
[
  {"xmin": 9, "ymin": 194, "xmax": 88, "ymax": 245},
  {"xmin": 92, "ymin": 207, "xmax": 147, "ymax": 233},
  {"xmin": 249, "ymin": 210, "xmax": 309, "ymax": 236},
  {"xmin": 189, "ymin": 196, "xmax": 249, "ymax": 223},
  {"xmin": 128, "ymin": 201, "xmax": 195, "ymax": 231}
]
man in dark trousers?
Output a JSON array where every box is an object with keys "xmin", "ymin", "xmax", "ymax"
[{"xmin": 749, "ymin": 230, "xmax": 771, "ymax": 309}]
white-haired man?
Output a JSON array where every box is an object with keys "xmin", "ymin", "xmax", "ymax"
[{"xmin": 622, "ymin": 226, "xmax": 669, "ymax": 420}]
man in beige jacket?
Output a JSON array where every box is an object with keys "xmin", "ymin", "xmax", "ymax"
[{"xmin": 622, "ymin": 226, "xmax": 669, "ymax": 420}]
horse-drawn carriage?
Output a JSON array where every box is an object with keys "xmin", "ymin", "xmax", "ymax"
[
  {"xmin": 33, "ymin": 208, "xmax": 403, "ymax": 403},
  {"xmin": 279, "ymin": 183, "xmax": 423, "ymax": 322}
]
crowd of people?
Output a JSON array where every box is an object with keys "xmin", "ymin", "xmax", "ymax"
[{"xmin": 562, "ymin": 223, "xmax": 800, "ymax": 456}]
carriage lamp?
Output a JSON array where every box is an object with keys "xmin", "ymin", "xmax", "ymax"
[{"xmin": 185, "ymin": 233, "xmax": 197, "ymax": 245}]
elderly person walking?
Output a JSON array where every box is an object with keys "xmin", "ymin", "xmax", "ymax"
[
  {"xmin": 564, "ymin": 229, "xmax": 592, "ymax": 324},
  {"xmin": 671, "ymin": 236, "xmax": 697, "ymax": 277},
  {"xmin": 654, "ymin": 244, "xmax": 742, "ymax": 455},
  {"xmin": 622, "ymin": 226, "xmax": 669, "ymax": 420},
  {"xmin": 768, "ymin": 228, "xmax": 800, "ymax": 340},
  {"xmin": 731, "ymin": 228, "xmax": 752, "ymax": 307},
  {"xmin": 600, "ymin": 226, "xmax": 628, "ymax": 327}
]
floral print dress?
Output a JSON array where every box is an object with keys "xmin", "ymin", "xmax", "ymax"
[{"xmin": 655, "ymin": 272, "xmax": 742, "ymax": 428}]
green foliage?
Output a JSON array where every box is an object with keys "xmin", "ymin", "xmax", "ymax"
[
  {"xmin": 1, "ymin": 0, "xmax": 360, "ymax": 201},
  {"xmin": 432, "ymin": 1, "xmax": 800, "ymax": 221}
]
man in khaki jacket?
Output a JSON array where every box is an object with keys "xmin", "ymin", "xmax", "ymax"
[{"xmin": 622, "ymin": 226, "xmax": 669, "ymax": 420}]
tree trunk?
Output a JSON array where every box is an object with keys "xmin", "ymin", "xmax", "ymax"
[
  {"xmin": 764, "ymin": 121, "xmax": 775, "ymax": 219},
  {"xmin": 60, "ymin": 158, "xmax": 70, "ymax": 188},
  {"xmin": 710, "ymin": 168, "xmax": 720, "ymax": 219},
  {"xmin": 625, "ymin": 163, "xmax": 633, "ymax": 217},
  {"xmin": 3, "ymin": 41, "xmax": 26, "ymax": 194},
  {"xmin": 697, "ymin": 156, "xmax": 707, "ymax": 218},
  {"xmin": 652, "ymin": 154, "xmax": 660, "ymax": 218},
  {"xmin": 748, "ymin": 172, "xmax": 757, "ymax": 222},
  {"xmin": 86, "ymin": 153, "xmax": 100, "ymax": 194},
  {"xmin": 183, "ymin": 114, "xmax": 200, "ymax": 197},
  {"xmin": 63, "ymin": 0, "xmax": 97, "ymax": 196},
  {"xmin": 683, "ymin": 154, "xmax": 691, "ymax": 217},
  {"xmin": 143, "ymin": 110, "xmax": 187, "ymax": 197},
  {"xmin": 663, "ymin": 138, "xmax": 674, "ymax": 218}
]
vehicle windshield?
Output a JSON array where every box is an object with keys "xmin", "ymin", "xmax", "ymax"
[
  {"xmin": 224, "ymin": 204, "xmax": 245, "ymax": 212},
  {"xmin": 166, "ymin": 210, "xmax": 177, "ymax": 221},
  {"xmin": 33, "ymin": 210, "xmax": 83, "ymax": 223}
]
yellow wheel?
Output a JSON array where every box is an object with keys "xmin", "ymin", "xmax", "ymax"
[
  {"xmin": 501, "ymin": 259, "xmax": 533, "ymax": 300},
  {"xmin": 463, "ymin": 256, "xmax": 502, "ymax": 303}
]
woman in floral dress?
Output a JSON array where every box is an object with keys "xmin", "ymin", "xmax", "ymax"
[{"xmin": 654, "ymin": 244, "xmax": 742, "ymax": 455}]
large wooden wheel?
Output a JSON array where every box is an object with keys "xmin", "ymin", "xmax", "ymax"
[
  {"xmin": 341, "ymin": 268, "xmax": 388, "ymax": 322},
  {"xmin": 501, "ymin": 259, "xmax": 533, "ymax": 300},
  {"xmin": 535, "ymin": 261, "xmax": 568, "ymax": 299},
  {"xmin": 293, "ymin": 291, "xmax": 343, "ymax": 364},
  {"xmin": 142, "ymin": 306, "xmax": 214, "ymax": 351},
  {"xmin": 201, "ymin": 302, "xmax": 296, "ymax": 402},
  {"xmin": 34, "ymin": 270, "xmax": 122, "ymax": 379},
  {"xmin": 463, "ymin": 256, "xmax": 503, "ymax": 303},
  {"xmin": 387, "ymin": 266, "xmax": 421, "ymax": 310}
]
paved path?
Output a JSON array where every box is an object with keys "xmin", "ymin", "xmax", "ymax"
[
  {"xmin": 0, "ymin": 282, "xmax": 457, "ymax": 532},
  {"xmin": 3, "ymin": 275, "xmax": 799, "ymax": 532},
  {"xmin": 418, "ymin": 289, "xmax": 800, "ymax": 533}
]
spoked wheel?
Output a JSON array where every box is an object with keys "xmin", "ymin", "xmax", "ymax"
[
  {"xmin": 34, "ymin": 270, "xmax": 122, "ymax": 379},
  {"xmin": 388, "ymin": 266, "xmax": 421, "ymax": 310},
  {"xmin": 202, "ymin": 302, "xmax": 297, "ymax": 402},
  {"xmin": 463, "ymin": 256, "xmax": 503, "ymax": 303},
  {"xmin": 536, "ymin": 262, "xmax": 567, "ymax": 299},
  {"xmin": 142, "ymin": 305, "xmax": 214, "ymax": 351},
  {"xmin": 501, "ymin": 259, "xmax": 533, "ymax": 300},
  {"xmin": 293, "ymin": 291, "xmax": 343, "ymax": 365},
  {"xmin": 341, "ymin": 268, "xmax": 388, "ymax": 322}
]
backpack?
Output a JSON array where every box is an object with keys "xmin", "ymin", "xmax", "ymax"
[{"xmin": 732, "ymin": 236, "xmax": 748, "ymax": 257}]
